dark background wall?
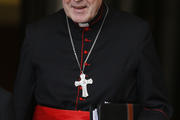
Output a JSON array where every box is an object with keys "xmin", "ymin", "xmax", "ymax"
[
  {"xmin": 0, "ymin": 0, "xmax": 20, "ymax": 92},
  {"xmin": 0, "ymin": 0, "xmax": 179, "ymax": 119}
]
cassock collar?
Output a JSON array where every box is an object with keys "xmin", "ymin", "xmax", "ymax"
[{"xmin": 64, "ymin": 2, "xmax": 107, "ymax": 31}]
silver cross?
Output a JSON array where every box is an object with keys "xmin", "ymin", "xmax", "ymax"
[{"xmin": 75, "ymin": 73, "xmax": 93, "ymax": 97}]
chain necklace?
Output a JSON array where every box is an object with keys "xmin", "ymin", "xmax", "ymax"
[
  {"xmin": 66, "ymin": 4, "xmax": 109, "ymax": 73},
  {"xmin": 66, "ymin": 4, "xmax": 109, "ymax": 97}
]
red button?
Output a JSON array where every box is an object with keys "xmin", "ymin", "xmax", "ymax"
[
  {"xmin": 79, "ymin": 97, "xmax": 85, "ymax": 101},
  {"xmin": 85, "ymin": 62, "xmax": 90, "ymax": 66},
  {"xmin": 85, "ymin": 38, "xmax": 91, "ymax": 42},
  {"xmin": 84, "ymin": 50, "xmax": 88, "ymax": 54},
  {"xmin": 84, "ymin": 27, "xmax": 90, "ymax": 31}
]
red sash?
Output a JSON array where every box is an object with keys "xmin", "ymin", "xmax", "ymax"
[{"xmin": 33, "ymin": 105, "xmax": 90, "ymax": 120}]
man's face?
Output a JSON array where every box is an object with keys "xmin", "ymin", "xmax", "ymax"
[{"xmin": 62, "ymin": 0, "xmax": 102, "ymax": 23}]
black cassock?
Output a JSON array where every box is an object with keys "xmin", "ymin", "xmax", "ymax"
[
  {"xmin": 0, "ymin": 87, "xmax": 13, "ymax": 120},
  {"xmin": 13, "ymin": 3, "xmax": 173, "ymax": 120}
]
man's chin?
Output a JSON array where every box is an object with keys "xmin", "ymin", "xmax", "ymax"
[{"xmin": 71, "ymin": 16, "xmax": 90, "ymax": 23}]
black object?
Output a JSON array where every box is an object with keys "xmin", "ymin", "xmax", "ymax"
[{"xmin": 97, "ymin": 103, "xmax": 142, "ymax": 120}]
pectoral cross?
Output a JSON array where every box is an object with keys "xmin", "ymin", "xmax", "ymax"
[{"xmin": 75, "ymin": 73, "xmax": 93, "ymax": 98}]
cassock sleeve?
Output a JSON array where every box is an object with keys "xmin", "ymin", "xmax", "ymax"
[
  {"xmin": 13, "ymin": 24, "xmax": 36, "ymax": 120},
  {"xmin": 137, "ymin": 22, "xmax": 173, "ymax": 120}
]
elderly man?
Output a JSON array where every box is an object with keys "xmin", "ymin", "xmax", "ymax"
[{"xmin": 13, "ymin": 0, "xmax": 172, "ymax": 120}]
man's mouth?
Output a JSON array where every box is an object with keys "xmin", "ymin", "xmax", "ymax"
[
  {"xmin": 72, "ymin": 5, "xmax": 87, "ymax": 10},
  {"xmin": 73, "ymin": 6, "xmax": 86, "ymax": 9}
]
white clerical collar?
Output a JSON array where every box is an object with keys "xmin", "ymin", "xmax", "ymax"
[{"xmin": 78, "ymin": 23, "xmax": 90, "ymax": 27}]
